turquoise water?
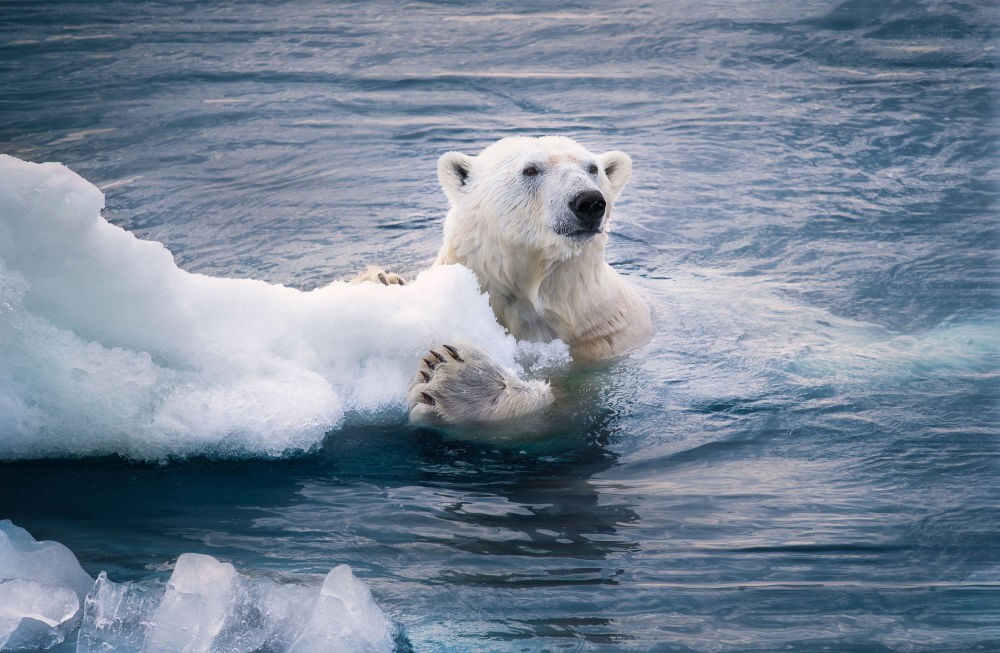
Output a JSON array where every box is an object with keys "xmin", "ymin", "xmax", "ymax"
[{"xmin": 1, "ymin": 1, "xmax": 998, "ymax": 650}]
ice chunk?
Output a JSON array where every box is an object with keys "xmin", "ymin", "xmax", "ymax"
[
  {"xmin": 288, "ymin": 565, "xmax": 393, "ymax": 653},
  {"xmin": 77, "ymin": 557, "xmax": 395, "ymax": 653},
  {"xmin": 142, "ymin": 553, "xmax": 238, "ymax": 653},
  {"xmin": 0, "ymin": 520, "xmax": 94, "ymax": 651},
  {"xmin": 0, "ymin": 533, "xmax": 399, "ymax": 653},
  {"xmin": 0, "ymin": 155, "xmax": 565, "ymax": 461},
  {"xmin": 75, "ymin": 572, "xmax": 153, "ymax": 653},
  {"xmin": 0, "ymin": 521, "xmax": 93, "ymax": 598},
  {"xmin": 0, "ymin": 580, "xmax": 80, "ymax": 650},
  {"xmin": 0, "ymin": 524, "xmax": 400, "ymax": 652},
  {"xmin": 78, "ymin": 568, "xmax": 285, "ymax": 653},
  {"xmin": 241, "ymin": 580, "xmax": 314, "ymax": 650}
]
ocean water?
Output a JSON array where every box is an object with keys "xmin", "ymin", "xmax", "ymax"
[{"xmin": 0, "ymin": 0, "xmax": 998, "ymax": 651}]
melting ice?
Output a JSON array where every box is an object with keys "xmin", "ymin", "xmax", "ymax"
[
  {"xmin": 0, "ymin": 521, "xmax": 398, "ymax": 652},
  {"xmin": 0, "ymin": 521, "xmax": 93, "ymax": 650},
  {"xmin": 0, "ymin": 155, "xmax": 566, "ymax": 460}
]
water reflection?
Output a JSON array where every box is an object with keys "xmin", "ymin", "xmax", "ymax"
[
  {"xmin": 254, "ymin": 382, "xmax": 646, "ymax": 645},
  {"xmin": 282, "ymin": 406, "xmax": 641, "ymax": 568}
]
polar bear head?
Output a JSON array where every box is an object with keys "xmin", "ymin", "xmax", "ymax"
[
  {"xmin": 432, "ymin": 136, "xmax": 650, "ymax": 355},
  {"xmin": 436, "ymin": 136, "xmax": 632, "ymax": 260}
]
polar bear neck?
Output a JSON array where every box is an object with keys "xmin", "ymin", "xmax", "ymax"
[
  {"xmin": 434, "ymin": 217, "xmax": 651, "ymax": 361},
  {"xmin": 533, "ymin": 248, "xmax": 652, "ymax": 361}
]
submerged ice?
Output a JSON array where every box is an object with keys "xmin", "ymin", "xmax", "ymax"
[
  {"xmin": 0, "ymin": 154, "xmax": 561, "ymax": 460},
  {"xmin": 0, "ymin": 522, "xmax": 398, "ymax": 652}
]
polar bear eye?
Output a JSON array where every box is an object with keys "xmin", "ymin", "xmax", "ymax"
[
  {"xmin": 587, "ymin": 163, "xmax": 599, "ymax": 175},
  {"xmin": 522, "ymin": 165, "xmax": 540, "ymax": 177}
]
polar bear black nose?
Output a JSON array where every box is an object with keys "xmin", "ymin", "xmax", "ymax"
[{"xmin": 569, "ymin": 190, "xmax": 606, "ymax": 230}]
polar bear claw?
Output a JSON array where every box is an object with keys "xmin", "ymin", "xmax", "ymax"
[
  {"xmin": 351, "ymin": 265, "xmax": 406, "ymax": 286},
  {"xmin": 407, "ymin": 344, "xmax": 553, "ymax": 425}
]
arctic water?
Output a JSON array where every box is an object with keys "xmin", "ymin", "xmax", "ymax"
[{"xmin": 1, "ymin": 0, "xmax": 998, "ymax": 651}]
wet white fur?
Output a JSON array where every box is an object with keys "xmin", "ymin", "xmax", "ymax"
[
  {"xmin": 407, "ymin": 136, "xmax": 652, "ymax": 425},
  {"xmin": 434, "ymin": 136, "xmax": 652, "ymax": 361}
]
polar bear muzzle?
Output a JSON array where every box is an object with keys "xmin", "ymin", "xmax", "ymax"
[{"xmin": 564, "ymin": 189, "xmax": 607, "ymax": 235}]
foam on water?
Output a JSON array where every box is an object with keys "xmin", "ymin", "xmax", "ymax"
[
  {"xmin": 0, "ymin": 155, "xmax": 566, "ymax": 461},
  {"xmin": 640, "ymin": 270, "xmax": 998, "ymax": 412}
]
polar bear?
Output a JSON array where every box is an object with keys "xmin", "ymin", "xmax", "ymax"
[{"xmin": 359, "ymin": 136, "xmax": 652, "ymax": 425}]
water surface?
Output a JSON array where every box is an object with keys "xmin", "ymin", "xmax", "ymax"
[{"xmin": 1, "ymin": 0, "xmax": 997, "ymax": 650}]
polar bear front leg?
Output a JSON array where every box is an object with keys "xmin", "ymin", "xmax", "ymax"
[
  {"xmin": 350, "ymin": 265, "xmax": 406, "ymax": 286},
  {"xmin": 408, "ymin": 344, "xmax": 553, "ymax": 425}
]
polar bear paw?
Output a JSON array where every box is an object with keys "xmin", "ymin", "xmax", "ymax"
[
  {"xmin": 408, "ymin": 344, "xmax": 553, "ymax": 425},
  {"xmin": 350, "ymin": 266, "xmax": 406, "ymax": 286}
]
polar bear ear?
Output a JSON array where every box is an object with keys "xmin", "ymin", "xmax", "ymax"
[
  {"xmin": 599, "ymin": 151, "xmax": 633, "ymax": 197},
  {"xmin": 438, "ymin": 151, "xmax": 474, "ymax": 202}
]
